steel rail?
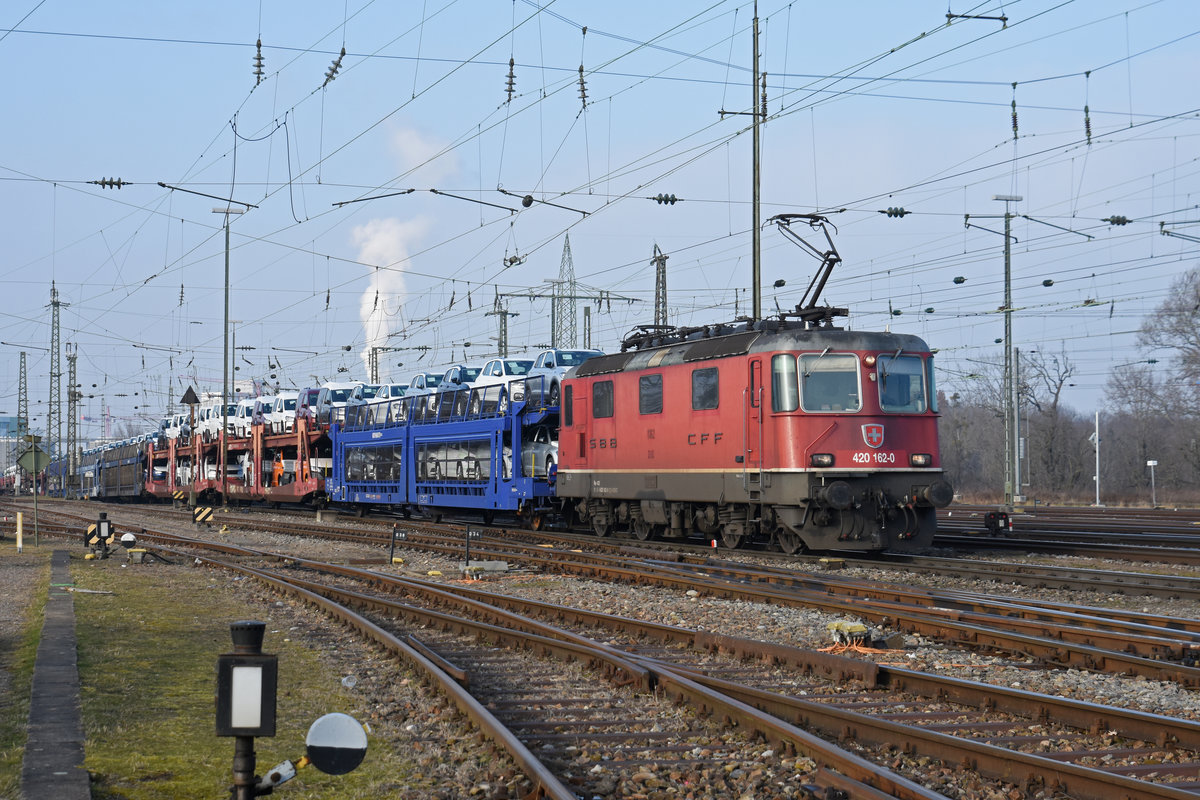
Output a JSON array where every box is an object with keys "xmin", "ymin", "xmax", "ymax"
[
  {"xmin": 16, "ymin": 505, "xmax": 1200, "ymax": 684},
  {"xmin": 230, "ymin": 553, "xmax": 1200, "ymax": 800},
  {"xmin": 181, "ymin": 551, "xmax": 945, "ymax": 800},
  {"xmin": 52, "ymin": 506, "xmax": 1200, "ymax": 800}
]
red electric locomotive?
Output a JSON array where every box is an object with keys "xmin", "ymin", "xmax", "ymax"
[{"xmin": 556, "ymin": 215, "xmax": 953, "ymax": 554}]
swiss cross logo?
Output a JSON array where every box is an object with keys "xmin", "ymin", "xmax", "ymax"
[{"xmin": 862, "ymin": 424, "xmax": 884, "ymax": 449}]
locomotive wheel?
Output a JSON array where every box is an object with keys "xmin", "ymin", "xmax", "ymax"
[
  {"xmin": 592, "ymin": 517, "xmax": 612, "ymax": 537},
  {"xmin": 632, "ymin": 520, "xmax": 658, "ymax": 542},
  {"xmin": 720, "ymin": 528, "xmax": 745, "ymax": 549},
  {"xmin": 777, "ymin": 530, "xmax": 805, "ymax": 555}
]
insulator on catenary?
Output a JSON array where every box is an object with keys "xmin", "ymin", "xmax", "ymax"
[
  {"xmin": 881, "ymin": 207, "xmax": 908, "ymax": 218},
  {"xmin": 577, "ymin": 65, "xmax": 588, "ymax": 107},
  {"xmin": 653, "ymin": 193, "xmax": 677, "ymax": 205},
  {"xmin": 505, "ymin": 57, "xmax": 516, "ymax": 104},
  {"xmin": 253, "ymin": 38, "xmax": 265, "ymax": 86},
  {"xmin": 1011, "ymin": 82, "xmax": 1018, "ymax": 139},
  {"xmin": 324, "ymin": 46, "xmax": 345, "ymax": 87},
  {"xmin": 1103, "ymin": 215, "xmax": 1130, "ymax": 226}
]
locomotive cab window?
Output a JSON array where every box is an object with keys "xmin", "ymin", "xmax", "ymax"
[
  {"xmin": 639, "ymin": 374, "xmax": 663, "ymax": 414},
  {"xmin": 771, "ymin": 354, "xmax": 799, "ymax": 412},
  {"xmin": 692, "ymin": 367, "xmax": 719, "ymax": 410},
  {"xmin": 799, "ymin": 353, "xmax": 861, "ymax": 412},
  {"xmin": 563, "ymin": 386, "xmax": 573, "ymax": 426},
  {"xmin": 878, "ymin": 354, "xmax": 927, "ymax": 413},
  {"xmin": 593, "ymin": 380, "xmax": 614, "ymax": 418}
]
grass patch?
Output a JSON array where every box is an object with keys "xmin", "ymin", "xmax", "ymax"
[
  {"xmin": 71, "ymin": 557, "xmax": 431, "ymax": 799},
  {"xmin": 0, "ymin": 545, "xmax": 52, "ymax": 799}
]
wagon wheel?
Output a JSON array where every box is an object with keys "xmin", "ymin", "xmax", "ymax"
[
  {"xmin": 527, "ymin": 513, "xmax": 544, "ymax": 531},
  {"xmin": 719, "ymin": 526, "xmax": 745, "ymax": 549},
  {"xmin": 592, "ymin": 517, "xmax": 612, "ymax": 537},
  {"xmin": 481, "ymin": 510, "xmax": 495, "ymax": 525},
  {"xmin": 776, "ymin": 529, "xmax": 805, "ymax": 555},
  {"xmin": 631, "ymin": 519, "xmax": 659, "ymax": 542}
]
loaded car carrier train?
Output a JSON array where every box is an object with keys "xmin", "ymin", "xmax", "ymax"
[
  {"xmin": 40, "ymin": 215, "xmax": 952, "ymax": 553},
  {"xmin": 44, "ymin": 314, "xmax": 951, "ymax": 554}
]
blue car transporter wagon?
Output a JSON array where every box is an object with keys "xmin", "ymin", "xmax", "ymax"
[{"xmin": 327, "ymin": 378, "xmax": 559, "ymax": 526}]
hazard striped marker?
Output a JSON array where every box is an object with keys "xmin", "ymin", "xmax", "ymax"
[
  {"xmin": 173, "ymin": 490, "xmax": 186, "ymax": 504},
  {"xmin": 85, "ymin": 520, "xmax": 116, "ymax": 548},
  {"xmin": 193, "ymin": 507, "xmax": 214, "ymax": 526}
]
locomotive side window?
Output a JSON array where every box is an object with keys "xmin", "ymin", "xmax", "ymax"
[
  {"xmin": 563, "ymin": 386, "xmax": 573, "ymax": 426},
  {"xmin": 878, "ymin": 354, "xmax": 927, "ymax": 412},
  {"xmin": 692, "ymin": 367, "xmax": 719, "ymax": 410},
  {"xmin": 927, "ymin": 357, "xmax": 939, "ymax": 413},
  {"xmin": 799, "ymin": 353, "xmax": 861, "ymax": 412},
  {"xmin": 593, "ymin": 380, "xmax": 614, "ymax": 418},
  {"xmin": 639, "ymin": 374, "xmax": 663, "ymax": 414},
  {"xmin": 771, "ymin": 354, "xmax": 799, "ymax": 412}
]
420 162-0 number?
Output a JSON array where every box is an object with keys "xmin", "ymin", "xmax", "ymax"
[{"xmin": 851, "ymin": 451, "xmax": 896, "ymax": 464}]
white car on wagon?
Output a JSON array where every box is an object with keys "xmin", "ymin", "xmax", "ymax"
[{"xmin": 468, "ymin": 357, "xmax": 534, "ymax": 414}]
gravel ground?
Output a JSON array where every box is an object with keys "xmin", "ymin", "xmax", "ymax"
[{"xmin": 12, "ymin": 502, "xmax": 1200, "ymax": 798}]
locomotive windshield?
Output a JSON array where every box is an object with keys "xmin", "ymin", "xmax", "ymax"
[
  {"xmin": 798, "ymin": 353, "xmax": 861, "ymax": 412},
  {"xmin": 878, "ymin": 354, "xmax": 927, "ymax": 412}
]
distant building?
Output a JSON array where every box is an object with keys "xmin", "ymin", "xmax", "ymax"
[{"xmin": 0, "ymin": 416, "xmax": 28, "ymax": 472}]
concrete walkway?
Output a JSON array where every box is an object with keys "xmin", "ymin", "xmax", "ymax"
[{"xmin": 21, "ymin": 549, "xmax": 90, "ymax": 799}]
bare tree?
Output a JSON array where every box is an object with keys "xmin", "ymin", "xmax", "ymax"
[{"xmin": 1137, "ymin": 266, "xmax": 1200, "ymax": 414}]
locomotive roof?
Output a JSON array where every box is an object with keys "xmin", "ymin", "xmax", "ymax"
[{"xmin": 575, "ymin": 325, "xmax": 932, "ymax": 378}]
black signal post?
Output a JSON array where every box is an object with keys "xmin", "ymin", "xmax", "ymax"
[{"xmin": 216, "ymin": 621, "xmax": 277, "ymax": 799}]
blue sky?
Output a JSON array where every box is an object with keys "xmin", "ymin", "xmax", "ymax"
[{"xmin": 1, "ymin": 0, "xmax": 1197, "ymax": 450}]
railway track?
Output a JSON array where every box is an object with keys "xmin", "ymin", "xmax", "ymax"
[
  {"xmin": 11, "ymin": 500, "xmax": 1200, "ymax": 685},
  {"xmin": 12, "ymin": 501, "xmax": 1200, "ymax": 797}
]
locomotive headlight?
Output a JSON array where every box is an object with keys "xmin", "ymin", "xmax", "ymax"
[
  {"xmin": 910, "ymin": 453, "xmax": 932, "ymax": 467},
  {"xmin": 864, "ymin": 354, "xmax": 877, "ymax": 367},
  {"xmin": 810, "ymin": 453, "xmax": 835, "ymax": 468}
]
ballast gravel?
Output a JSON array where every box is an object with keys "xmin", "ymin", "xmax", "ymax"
[{"xmin": 15, "ymin": 502, "xmax": 1200, "ymax": 799}]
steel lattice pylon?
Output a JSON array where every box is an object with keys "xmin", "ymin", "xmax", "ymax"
[
  {"xmin": 554, "ymin": 234, "xmax": 577, "ymax": 348},
  {"xmin": 49, "ymin": 282, "xmax": 61, "ymax": 460},
  {"xmin": 17, "ymin": 351, "xmax": 27, "ymax": 489},
  {"xmin": 652, "ymin": 244, "xmax": 669, "ymax": 328},
  {"xmin": 66, "ymin": 343, "xmax": 79, "ymax": 489}
]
